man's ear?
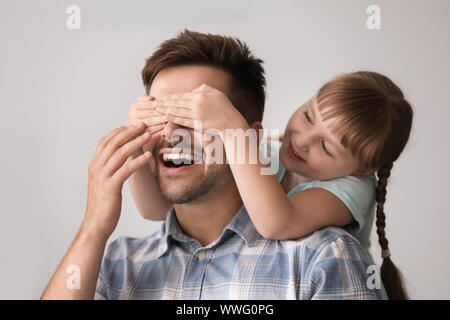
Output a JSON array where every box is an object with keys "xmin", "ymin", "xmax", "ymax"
[{"xmin": 249, "ymin": 121, "xmax": 264, "ymax": 144}]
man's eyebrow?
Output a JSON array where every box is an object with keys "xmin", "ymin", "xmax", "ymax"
[{"xmin": 307, "ymin": 99, "xmax": 344, "ymax": 155}]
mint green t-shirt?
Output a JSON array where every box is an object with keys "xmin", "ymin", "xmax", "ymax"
[{"xmin": 260, "ymin": 139, "xmax": 377, "ymax": 249}]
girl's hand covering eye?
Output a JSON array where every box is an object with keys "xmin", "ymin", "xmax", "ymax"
[
  {"xmin": 154, "ymin": 84, "xmax": 248, "ymax": 137},
  {"xmin": 126, "ymin": 94, "xmax": 169, "ymax": 129}
]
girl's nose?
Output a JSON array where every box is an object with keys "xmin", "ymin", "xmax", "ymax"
[{"xmin": 294, "ymin": 131, "xmax": 312, "ymax": 152}]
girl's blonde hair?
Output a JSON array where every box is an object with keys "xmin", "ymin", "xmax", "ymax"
[{"xmin": 316, "ymin": 71, "xmax": 413, "ymax": 300}]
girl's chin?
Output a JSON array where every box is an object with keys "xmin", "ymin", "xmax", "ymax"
[{"xmin": 280, "ymin": 151, "xmax": 306, "ymax": 174}]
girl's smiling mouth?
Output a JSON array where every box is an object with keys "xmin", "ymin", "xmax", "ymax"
[{"xmin": 287, "ymin": 142, "xmax": 306, "ymax": 163}]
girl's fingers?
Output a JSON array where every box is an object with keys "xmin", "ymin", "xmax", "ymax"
[
  {"xmin": 135, "ymin": 100, "xmax": 159, "ymax": 110},
  {"xmin": 138, "ymin": 94, "xmax": 156, "ymax": 102},
  {"xmin": 136, "ymin": 109, "xmax": 164, "ymax": 118},
  {"xmin": 105, "ymin": 130, "xmax": 153, "ymax": 176},
  {"xmin": 97, "ymin": 123, "xmax": 147, "ymax": 167},
  {"xmin": 141, "ymin": 115, "xmax": 169, "ymax": 127},
  {"xmin": 112, "ymin": 150, "xmax": 152, "ymax": 185},
  {"xmin": 157, "ymin": 106, "xmax": 193, "ymax": 119},
  {"xmin": 166, "ymin": 114, "xmax": 195, "ymax": 129},
  {"xmin": 162, "ymin": 92, "xmax": 196, "ymax": 100},
  {"xmin": 157, "ymin": 98, "xmax": 193, "ymax": 109}
]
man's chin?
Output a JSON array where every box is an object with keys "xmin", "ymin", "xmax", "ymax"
[
  {"xmin": 157, "ymin": 167, "xmax": 230, "ymax": 205},
  {"xmin": 159, "ymin": 184, "xmax": 205, "ymax": 204}
]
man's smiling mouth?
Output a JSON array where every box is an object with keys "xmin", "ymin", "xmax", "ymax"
[
  {"xmin": 158, "ymin": 148, "xmax": 203, "ymax": 170},
  {"xmin": 162, "ymin": 153, "xmax": 194, "ymax": 167}
]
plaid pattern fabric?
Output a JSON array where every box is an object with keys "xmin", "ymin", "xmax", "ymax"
[{"xmin": 95, "ymin": 206, "xmax": 387, "ymax": 300}]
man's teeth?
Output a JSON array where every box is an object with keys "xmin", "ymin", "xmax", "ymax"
[{"xmin": 163, "ymin": 153, "xmax": 193, "ymax": 162}]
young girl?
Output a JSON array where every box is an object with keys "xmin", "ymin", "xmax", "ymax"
[{"xmin": 127, "ymin": 71, "xmax": 413, "ymax": 300}]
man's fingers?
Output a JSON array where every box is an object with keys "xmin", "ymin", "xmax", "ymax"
[
  {"xmin": 147, "ymin": 123, "xmax": 165, "ymax": 134},
  {"xmin": 93, "ymin": 126, "xmax": 128, "ymax": 163},
  {"xmin": 146, "ymin": 128, "xmax": 164, "ymax": 152},
  {"xmin": 112, "ymin": 150, "xmax": 152, "ymax": 185},
  {"xmin": 104, "ymin": 129, "xmax": 153, "ymax": 176},
  {"xmin": 97, "ymin": 123, "xmax": 147, "ymax": 167}
]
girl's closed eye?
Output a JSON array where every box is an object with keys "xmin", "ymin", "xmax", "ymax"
[
  {"xmin": 303, "ymin": 111, "xmax": 333, "ymax": 157},
  {"xmin": 303, "ymin": 111, "xmax": 312, "ymax": 124}
]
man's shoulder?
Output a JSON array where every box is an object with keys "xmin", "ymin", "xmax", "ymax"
[
  {"xmin": 278, "ymin": 227, "xmax": 386, "ymax": 299},
  {"xmin": 104, "ymin": 227, "xmax": 165, "ymax": 263},
  {"xmin": 281, "ymin": 226, "xmax": 362, "ymax": 248},
  {"xmin": 278, "ymin": 226, "xmax": 372, "ymax": 264}
]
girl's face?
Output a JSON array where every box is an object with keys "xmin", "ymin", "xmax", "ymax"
[{"xmin": 280, "ymin": 97, "xmax": 372, "ymax": 180}]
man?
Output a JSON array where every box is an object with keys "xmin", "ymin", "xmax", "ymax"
[{"xmin": 41, "ymin": 30, "xmax": 387, "ymax": 300}]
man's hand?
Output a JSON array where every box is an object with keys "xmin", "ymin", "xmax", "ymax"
[
  {"xmin": 41, "ymin": 122, "xmax": 154, "ymax": 299},
  {"xmin": 83, "ymin": 122, "xmax": 153, "ymax": 238}
]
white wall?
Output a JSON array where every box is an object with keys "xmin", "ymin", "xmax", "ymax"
[{"xmin": 1, "ymin": 0, "xmax": 449, "ymax": 299}]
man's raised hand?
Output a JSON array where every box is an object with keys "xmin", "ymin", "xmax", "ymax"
[{"xmin": 83, "ymin": 122, "xmax": 153, "ymax": 238}]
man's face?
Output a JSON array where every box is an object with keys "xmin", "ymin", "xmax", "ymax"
[{"xmin": 143, "ymin": 65, "xmax": 235, "ymax": 204}]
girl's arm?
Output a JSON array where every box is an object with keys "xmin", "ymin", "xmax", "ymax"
[
  {"xmin": 127, "ymin": 146, "xmax": 172, "ymax": 221},
  {"xmin": 222, "ymin": 130, "xmax": 353, "ymax": 239},
  {"xmin": 156, "ymin": 85, "xmax": 353, "ymax": 240},
  {"xmin": 126, "ymin": 96, "xmax": 173, "ymax": 221}
]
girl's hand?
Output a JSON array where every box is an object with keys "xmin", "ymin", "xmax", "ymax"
[
  {"xmin": 126, "ymin": 95, "xmax": 168, "ymax": 159},
  {"xmin": 154, "ymin": 84, "xmax": 248, "ymax": 137},
  {"xmin": 126, "ymin": 94, "xmax": 169, "ymax": 128}
]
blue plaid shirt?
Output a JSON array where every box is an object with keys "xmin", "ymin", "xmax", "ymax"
[{"xmin": 95, "ymin": 205, "xmax": 387, "ymax": 300}]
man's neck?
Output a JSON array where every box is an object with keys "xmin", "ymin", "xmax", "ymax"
[{"xmin": 173, "ymin": 182, "xmax": 243, "ymax": 247}]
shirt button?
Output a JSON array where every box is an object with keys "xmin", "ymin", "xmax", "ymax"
[{"xmin": 197, "ymin": 251, "xmax": 206, "ymax": 261}]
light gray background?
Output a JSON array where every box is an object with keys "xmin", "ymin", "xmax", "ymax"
[{"xmin": 1, "ymin": 0, "xmax": 449, "ymax": 299}]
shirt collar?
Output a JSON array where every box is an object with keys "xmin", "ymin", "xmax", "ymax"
[{"xmin": 155, "ymin": 205, "xmax": 262, "ymax": 259}]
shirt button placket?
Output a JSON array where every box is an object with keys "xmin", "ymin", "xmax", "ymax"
[{"xmin": 197, "ymin": 251, "xmax": 206, "ymax": 261}]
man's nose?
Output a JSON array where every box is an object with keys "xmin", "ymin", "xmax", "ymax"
[
  {"xmin": 161, "ymin": 122, "xmax": 180, "ymax": 141},
  {"xmin": 161, "ymin": 121, "xmax": 193, "ymax": 145}
]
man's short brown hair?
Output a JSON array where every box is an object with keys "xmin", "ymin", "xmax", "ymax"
[{"xmin": 141, "ymin": 29, "xmax": 266, "ymax": 124}]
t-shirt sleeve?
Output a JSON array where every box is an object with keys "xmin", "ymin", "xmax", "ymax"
[{"xmin": 301, "ymin": 175, "xmax": 377, "ymax": 234}]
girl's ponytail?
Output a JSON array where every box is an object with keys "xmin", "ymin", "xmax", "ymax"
[
  {"xmin": 316, "ymin": 70, "xmax": 414, "ymax": 299},
  {"xmin": 375, "ymin": 162, "xmax": 408, "ymax": 299}
]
